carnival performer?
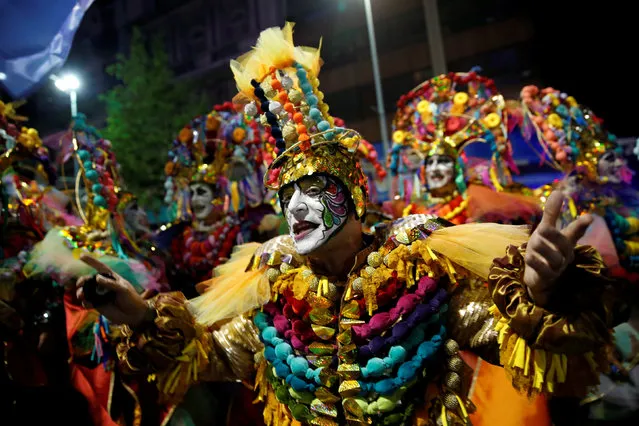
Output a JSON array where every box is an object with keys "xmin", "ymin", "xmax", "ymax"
[
  {"xmin": 159, "ymin": 102, "xmax": 280, "ymax": 298},
  {"xmin": 27, "ymin": 115, "xmax": 170, "ymax": 426},
  {"xmin": 386, "ymin": 71, "xmax": 541, "ymax": 226},
  {"xmin": 386, "ymin": 73, "xmax": 552, "ymax": 424},
  {"xmin": 521, "ymin": 85, "xmax": 638, "ymax": 280},
  {"xmin": 69, "ymin": 24, "xmax": 629, "ymax": 426},
  {"xmin": 1, "ymin": 102, "xmax": 94, "ymax": 425}
]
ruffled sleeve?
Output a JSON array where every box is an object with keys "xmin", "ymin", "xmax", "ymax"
[
  {"xmin": 487, "ymin": 243, "xmax": 614, "ymax": 397},
  {"xmin": 115, "ymin": 291, "xmax": 262, "ymax": 403}
]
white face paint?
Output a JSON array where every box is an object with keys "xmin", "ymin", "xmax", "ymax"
[
  {"xmin": 597, "ymin": 150, "xmax": 625, "ymax": 184},
  {"xmin": 425, "ymin": 154, "xmax": 455, "ymax": 190},
  {"xmin": 189, "ymin": 183, "xmax": 220, "ymax": 220},
  {"xmin": 123, "ymin": 201, "xmax": 151, "ymax": 238},
  {"xmin": 280, "ymin": 175, "xmax": 349, "ymax": 255}
]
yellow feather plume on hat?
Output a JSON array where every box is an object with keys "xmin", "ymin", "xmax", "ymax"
[{"xmin": 230, "ymin": 22, "xmax": 322, "ymax": 99}]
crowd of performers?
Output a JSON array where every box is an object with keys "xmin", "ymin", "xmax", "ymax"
[{"xmin": 2, "ymin": 22, "xmax": 638, "ymax": 426}]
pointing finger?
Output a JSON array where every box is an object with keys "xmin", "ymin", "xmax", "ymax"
[
  {"xmin": 80, "ymin": 255, "xmax": 117, "ymax": 277},
  {"xmin": 540, "ymin": 190, "xmax": 565, "ymax": 228}
]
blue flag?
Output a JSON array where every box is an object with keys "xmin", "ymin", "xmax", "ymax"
[{"xmin": 0, "ymin": 0, "xmax": 95, "ymax": 98}]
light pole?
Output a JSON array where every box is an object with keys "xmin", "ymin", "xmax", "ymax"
[
  {"xmin": 422, "ymin": 0, "xmax": 447, "ymax": 75},
  {"xmin": 53, "ymin": 74, "xmax": 81, "ymax": 117},
  {"xmin": 363, "ymin": 0, "xmax": 390, "ymax": 156}
]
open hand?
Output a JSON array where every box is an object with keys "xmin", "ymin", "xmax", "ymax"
[
  {"xmin": 76, "ymin": 255, "xmax": 150, "ymax": 326},
  {"xmin": 524, "ymin": 190, "xmax": 593, "ymax": 306}
]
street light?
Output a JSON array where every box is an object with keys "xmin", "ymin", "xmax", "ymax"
[
  {"xmin": 52, "ymin": 73, "xmax": 80, "ymax": 117},
  {"xmin": 0, "ymin": 72, "xmax": 6, "ymax": 81}
]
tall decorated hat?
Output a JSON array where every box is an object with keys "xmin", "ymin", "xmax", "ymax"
[
  {"xmin": 520, "ymin": 85, "xmax": 624, "ymax": 184},
  {"xmin": 231, "ymin": 22, "xmax": 368, "ymax": 218},
  {"xmin": 391, "ymin": 70, "xmax": 520, "ymax": 194},
  {"xmin": 164, "ymin": 101, "xmax": 273, "ymax": 222}
]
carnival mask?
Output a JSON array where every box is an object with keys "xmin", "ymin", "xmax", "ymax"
[
  {"xmin": 597, "ymin": 150, "xmax": 626, "ymax": 184},
  {"xmin": 123, "ymin": 201, "xmax": 151, "ymax": 238},
  {"xmin": 279, "ymin": 175, "xmax": 350, "ymax": 255},
  {"xmin": 189, "ymin": 182, "xmax": 223, "ymax": 220},
  {"xmin": 425, "ymin": 154, "xmax": 455, "ymax": 190}
]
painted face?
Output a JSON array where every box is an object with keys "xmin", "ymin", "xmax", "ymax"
[
  {"xmin": 597, "ymin": 150, "xmax": 625, "ymax": 184},
  {"xmin": 123, "ymin": 201, "xmax": 151, "ymax": 238},
  {"xmin": 189, "ymin": 182, "xmax": 223, "ymax": 220},
  {"xmin": 279, "ymin": 175, "xmax": 350, "ymax": 255},
  {"xmin": 402, "ymin": 148, "xmax": 424, "ymax": 172},
  {"xmin": 425, "ymin": 155, "xmax": 455, "ymax": 190}
]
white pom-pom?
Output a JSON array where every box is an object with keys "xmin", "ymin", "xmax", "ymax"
[
  {"xmin": 269, "ymin": 101, "xmax": 282, "ymax": 114},
  {"xmin": 281, "ymin": 75, "xmax": 294, "ymax": 90},
  {"xmin": 244, "ymin": 102, "xmax": 258, "ymax": 116}
]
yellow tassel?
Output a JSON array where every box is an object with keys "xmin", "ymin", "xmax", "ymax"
[
  {"xmin": 402, "ymin": 203, "xmax": 413, "ymax": 217},
  {"xmin": 533, "ymin": 349, "xmax": 546, "ymax": 391},
  {"xmin": 489, "ymin": 167, "xmax": 504, "ymax": 191},
  {"xmin": 440, "ymin": 406, "xmax": 449, "ymax": 426},
  {"xmin": 568, "ymin": 197, "xmax": 577, "ymax": 219},
  {"xmin": 231, "ymin": 182, "xmax": 240, "ymax": 213}
]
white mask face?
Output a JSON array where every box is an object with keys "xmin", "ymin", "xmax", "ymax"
[
  {"xmin": 280, "ymin": 175, "xmax": 349, "ymax": 255},
  {"xmin": 123, "ymin": 202, "xmax": 151, "ymax": 237},
  {"xmin": 597, "ymin": 150, "xmax": 625, "ymax": 184},
  {"xmin": 189, "ymin": 183, "xmax": 217, "ymax": 220},
  {"xmin": 425, "ymin": 154, "xmax": 455, "ymax": 190}
]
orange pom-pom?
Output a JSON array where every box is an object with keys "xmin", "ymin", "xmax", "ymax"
[
  {"xmin": 284, "ymin": 103, "xmax": 295, "ymax": 113},
  {"xmin": 293, "ymin": 112, "xmax": 304, "ymax": 123},
  {"xmin": 296, "ymin": 124, "xmax": 307, "ymax": 134}
]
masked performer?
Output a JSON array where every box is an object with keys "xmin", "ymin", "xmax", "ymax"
[
  {"xmin": 386, "ymin": 71, "xmax": 541, "ymax": 227},
  {"xmin": 521, "ymin": 86, "xmax": 638, "ymax": 280},
  {"xmin": 76, "ymin": 24, "xmax": 622, "ymax": 426},
  {"xmin": 159, "ymin": 102, "xmax": 280, "ymax": 298}
]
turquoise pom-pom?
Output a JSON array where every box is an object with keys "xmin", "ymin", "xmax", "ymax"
[
  {"xmin": 254, "ymin": 312, "xmax": 268, "ymax": 330},
  {"xmin": 397, "ymin": 361, "xmax": 418, "ymax": 381},
  {"xmin": 262, "ymin": 326, "xmax": 277, "ymax": 343},
  {"xmin": 275, "ymin": 342, "xmax": 293, "ymax": 360},
  {"xmin": 77, "ymin": 150, "xmax": 90, "ymax": 161},
  {"xmin": 83, "ymin": 161, "xmax": 94, "ymax": 170},
  {"xmin": 93, "ymin": 195, "xmax": 107, "ymax": 208},
  {"xmin": 287, "ymin": 375, "xmax": 315, "ymax": 392},
  {"xmin": 274, "ymin": 360, "xmax": 291, "ymax": 378},
  {"xmin": 296, "ymin": 68, "xmax": 307, "ymax": 79},
  {"xmin": 300, "ymin": 82, "xmax": 312, "ymax": 93},
  {"xmin": 374, "ymin": 378, "xmax": 395, "ymax": 395},
  {"xmin": 317, "ymin": 121, "xmax": 330, "ymax": 132},
  {"xmin": 306, "ymin": 94, "xmax": 318, "ymax": 106},
  {"xmin": 324, "ymin": 131, "xmax": 334, "ymax": 140},
  {"xmin": 92, "ymin": 183, "xmax": 103, "ymax": 194},
  {"xmin": 290, "ymin": 357, "xmax": 308, "ymax": 377},
  {"xmin": 85, "ymin": 170, "xmax": 99, "ymax": 182},
  {"xmin": 309, "ymin": 108, "xmax": 322, "ymax": 121},
  {"xmin": 389, "ymin": 346, "xmax": 407, "ymax": 363},
  {"xmin": 264, "ymin": 346, "xmax": 276, "ymax": 361},
  {"xmin": 364, "ymin": 358, "xmax": 385, "ymax": 377}
]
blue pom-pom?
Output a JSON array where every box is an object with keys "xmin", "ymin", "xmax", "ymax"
[
  {"xmin": 309, "ymin": 108, "xmax": 322, "ymax": 121},
  {"xmin": 296, "ymin": 68, "xmax": 307, "ymax": 80},
  {"xmin": 274, "ymin": 360, "xmax": 291, "ymax": 378},
  {"xmin": 374, "ymin": 378, "xmax": 396, "ymax": 395},
  {"xmin": 253, "ymin": 312, "xmax": 268, "ymax": 330},
  {"xmin": 290, "ymin": 357, "xmax": 308, "ymax": 377},
  {"xmin": 300, "ymin": 82, "xmax": 312, "ymax": 93},
  {"xmin": 261, "ymin": 101, "xmax": 270, "ymax": 112},
  {"xmin": 306, "ymin": 94, "xmax": 318, "ymax": 106},
  {"xmin": 254, "ymin": 87, "xmax": 265, "ymax": 98},
  {"xmin": 262, "ymin": 326, "xmax": 277, "ymax": 343},
  {"xmin": 317, "ymin": 121, "xmax": 330, "ymax": 132},
  {"xmin": 93, "ymin": 195, "xmax": 107, "ymax": 208},
  {"xmin": 77, "ymin": 149, "xmax": 90, "ymax": 162},
  {"xmin": 264, "ymin": 346, "xmax": 276, "ymax": 361},
  {"xmin": 389, "ymin": 346, "xmax": 407, "ymax": 363},
  {"xmin": 287, "ymin": 375, "xmax": 314, "ymax": 392},
  {"xmin": 85, "ymin": 170, "xmax": 99, "ymax": 182},
  {"xmin": 275, "ymin": 342, "xmax": 292, "ymax": 360},
  {"xmin": 365, "ymin": 358, "xmax": 385, "ymax": 377},
  {"xmin": 271, "ymin": 127, "xmax": 282, "ymax": 138},
  {"xmin": 397, "ymin": 361, "xmax": 418, "ymax": 381}
]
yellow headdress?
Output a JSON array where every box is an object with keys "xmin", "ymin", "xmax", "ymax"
[{"xmin": 230, "ymin": 22, "xmax": 368, "ymax": 218}]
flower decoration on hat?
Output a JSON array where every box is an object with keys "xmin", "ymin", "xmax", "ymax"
[
  {"xmin": 520, "ymin": 86, "xmax": 621, "ymax": 183},
  {"xmin": 231, "ymin": 22, "xmax": 368, "ymax": 217},
  {"xmin": 391, "ymin": 70, "xmax": 518, "ymax": 194}
]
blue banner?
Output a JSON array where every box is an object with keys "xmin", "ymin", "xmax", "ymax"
[{"xmin": 0, "ymin": 0, "xmax": 95, "ymax": 98}]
